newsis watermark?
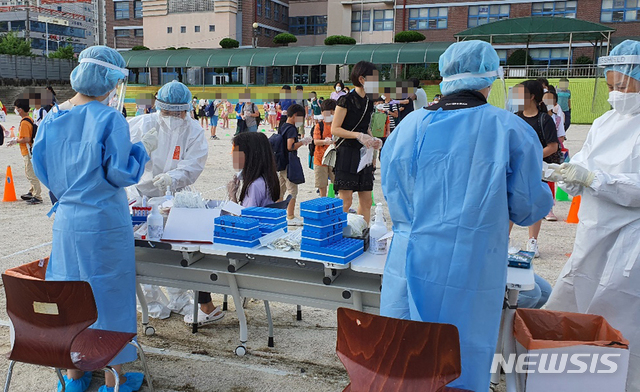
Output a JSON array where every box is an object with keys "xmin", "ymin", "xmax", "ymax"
[{"xmin": 491, "ymin": 353, "xmax": 622, "ymax": 374}]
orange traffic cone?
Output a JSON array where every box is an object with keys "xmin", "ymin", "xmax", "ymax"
[
  {"xmin": 566, "ymin": 195, "xmax": 581, "ymax": 224},
  {"xmin": 9, "ymin": 127, "xmax": 15, "ymax": 138},
  {"xmin": 3, "ymin": 166, "xmax": 17, "ymax": 202}
]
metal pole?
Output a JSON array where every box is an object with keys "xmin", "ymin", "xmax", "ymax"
[
  {"xmin": 567, "ymin": 32, "xmax": 573, "ymax": 74},
  {"xmin": 360, "ymin": 0, "xmax": 363, "ymax": 44},
  {"xmin": 606, "ymin": 32, "xmax": 611, "ymax": 55},
  {"xmin": 25, "ymin": 0, "xmax": 30, "ymax": 40},
  {"xmin": 45, "ymin": 22, "xmax": 48, "ymax": 57}
]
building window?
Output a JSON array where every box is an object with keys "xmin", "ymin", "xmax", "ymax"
[
  {"xmin": 289, "ymin": 15, "xmax": 327, "ymax": 35},
  {"xmin": 532, "ymin": 1, "xmax": 577, "ymax": 17},
  {"xmin": 601, "ymin": 0, "xmax": 640, "ymax": 22},
  {"xmin": 265, "ymin": 28, "xmax": 272, "ymax": 37},
  {"xmin": 408, "ymin": 7, "xmax": 448, "ymax": 29},
  {"xmin": 274, "ymin": 4, "xmax": 280, "ymax": 21},
  {"xmin": 468, "ymin": 5, "xmax": 510, "ymax": 27},
  {"xmin": 195, "ymin": 25, "xmax": 200, "ymax": 32},
  {"xmin": 168, "ymin": 0, "xmax": 214, "ymax": 14},
  {"xmin": 114, "ymin": 2, "xmax": 129, "ymax": 20},
  {"xmin": 529, "ymin": 48, "xmax": 571, "ymax": 65},
  {"xmin": 135, "ymin": 29, "xmax": 144, "ymax": 37},
  {"xmin": 209, "ymin": 25, "xmax": 215, "ymax": 32},
  {"xmin": 265, "ymin": 1, "xmax": 271, "ymax": 18},
  {"xmin": 282, "ymin": 5, "xmax": 287, "ymax": 21},
  {"xmin": 181, "ymin": 26, "xmax": 186, "ymax": 33},
  {"xmin": 115, "ymin": 29, "xmax": 130, "ymax": 37},
  {"xmin": 373, "ymin": 10, "xmax": 394, "ymax": 31},
  {"xmin": 167, "ymin": 27, "xmax": 173, "ymax": 34},
  {"xmin": 496, "ymin": 49, "xmax": 507, "ymax": 64},
  {"xmin": 257, "ymin": 0, "xmax": 262, "ymax": 16},
  {"xmin": 351, "ymin": 10, "xmax": 371, "ymax": 31},
  {"xmin": 134, "ymin": 0, "xmax": 143, "ymax": 18}
]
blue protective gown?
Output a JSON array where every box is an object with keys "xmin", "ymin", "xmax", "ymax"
[
  {"xmin": 32, "ymin": 101, "xmax": 149, "ymax": 365},
  {"xmin": 380, "ymin": 99, "xmax": 553, "ymax": 391}
]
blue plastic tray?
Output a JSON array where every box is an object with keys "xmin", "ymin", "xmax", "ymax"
[
  {"xmin": 300, "ymin": 206, "xmax": 344, "ymax": 220},
  {"xmin": 300, "ymin": 247, "xmax": 363, "ymax": 264},
  {"xmin": 301, "ymin": 237, "xmax": 364, "ymax": 257},
  {"xmin": 300, "ymin": 197, "xmax": 343, "ymax": 212},
  {"xmin": 215, "ymin": 224, "xmax": 261, "ymax": 235},
  {"xmin": 259, "ymin": 222, "xmax": 288, "ymax": 234},
  {"xmin": 303, "ymin": 213, "xmax": 348, "ymax": 228},
  {"xmin": 301, "ymin": 227, "xmax": 343, "ymax": 239},
  {"xmin": 214, "ymin": 216, "xmax": 259, "ymax": 230},
  {"xmin": 241, "ymin": 207, "xmax": 287, "ymax": 220},
  {"xmin": 302, "ymin": 220, "xmax": 347, "ymax": 235},
  {"xmin": 301, "ymin": 233, "xmax": 343, "ymax": 248},
  {"xmin": 214, "ymin": 236, "xmax": 260, "ymax": 248},
  {"xmin": 132, "ymin": 216, "xmax": 146, "ymax": 226},
  {"xmin": 214, "ymin": 229, "xmax": 262, "ymax": 241}
]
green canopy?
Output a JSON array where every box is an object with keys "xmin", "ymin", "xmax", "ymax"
[
  {"xmin": 455, "ymin": 17, "xmax": 615, "ymax": 44},
  {"xmin": 121, "ymin": 42, "xmax": 453, "ymax": 68}
]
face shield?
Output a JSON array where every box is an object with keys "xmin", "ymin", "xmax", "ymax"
[
  {"xmin": 440, "ymin": 67, "xmax": 506, "ymax": 108},
  {"xmin": 78, "ymin": 58, "xmax": 128, "ymax": 112},
  {"xmin": 593, "ymin": 55, "xmax": 640, "ymax": 114},
  {"xmin": 156, "ymin": 100, "xmax": 190, "ymax": 130}
]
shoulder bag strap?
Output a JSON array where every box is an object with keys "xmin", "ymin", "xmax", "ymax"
[{"xmin": 336, "ymin": 96, "xmax": 369, "ymax": 150}]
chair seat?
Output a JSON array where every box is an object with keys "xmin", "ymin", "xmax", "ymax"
[
  {"xmin": 343, "ymin": 383, "xmax": 474, "ymax": 392},
  {"xmin": 70, "ymin": 329, "xmax": 136, "ymax": 372}
]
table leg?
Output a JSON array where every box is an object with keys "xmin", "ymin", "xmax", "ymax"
[
  {"xmin": 503, "ymin": 288, "xmax": 521, "ymax": 392},
  {"xmin": 136, "ymin": 282, "xmax": 150, "ymax": 330},
  {"xmin": 352, "ymin": 291, "xmax": 363, "ymax": 312},
  {"xmin": 228, "ymin": 274, "xmax": 248, "ymax": 355},
  {"xmin": 192, "ymin": 290, "xmax": 199, "ymax": 334},
  {"xmin": 264, "ymin": 300, "xmax": 274, "ymax": 347},
  {"xmin": 491, "ymin": 293, "xmax": 508, "ymax": 389},
  {"xmin": 296, "ymin": 304, "xmax": 302, "ymax": 321}
]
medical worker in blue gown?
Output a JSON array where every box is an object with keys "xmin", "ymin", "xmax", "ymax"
[
  {"xmin": 32, "ymin": 46, "xmax": 153, "ymax": 392},
  {"xmin": 380, "ymin": 40, "xmax": 553, "ymax": 392}
]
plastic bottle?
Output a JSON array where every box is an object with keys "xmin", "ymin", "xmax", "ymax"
[
  {"xmin": 369, "ymin": 204, "xmax": 388, "ymax": 255},
  {"xmin": 165, "ymin": 186, "xmax": 173, "ymax": 201},
  {"xmin": 147, "ymin": 201, "xmax": 164, "ymax": 241}
]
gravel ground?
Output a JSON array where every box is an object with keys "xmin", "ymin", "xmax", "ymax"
[{"xmin": 0, "ymin": 113, "xmax": 589, "ymax": 391}]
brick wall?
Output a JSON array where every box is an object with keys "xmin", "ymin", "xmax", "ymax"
[
  {"xmin": 106, "ymin": 0, "xmax": 144, "ymax": 49},
  {"xmin": 242, "ymin": 0, "xmax": 290, "ymax": 48}
]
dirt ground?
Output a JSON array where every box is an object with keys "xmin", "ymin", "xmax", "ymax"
[{"xmin": 0, "ymin": 112, "xmax": 588, "ymax": 391}]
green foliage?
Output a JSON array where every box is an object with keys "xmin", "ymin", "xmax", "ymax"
[
  {"xmin": 575, "ymin": 55, "xmax": 593, "ymax": 65},
  {"xmin": 324, "ymin": 35, "xmax": 357, "ymax": 45},
  {"xmin": 165, "ymin": 47, "xmax": 176, "ymax": 50},
  {"xmin": 507, "ymin": 49, "xmax": 534, "ymax": 66},
  {"xmin": 48, "ymin": 45, "xmax": 74, "ymax": 59},
  {"xmin": 132, "ymin": 45, "xmax": 150, "ymax": 51},
  {"xmin": 0, "ymin": 32, "xmax": 33, "ymax": 56},
  {"xmin": 219, "ymin": 38, "xmax": 240, "ymax": 49},
  {"xmin": 273, "ymin": 33, "xmax": 297, "ymax": 46},
  {"xmin": 177, "ymin": 47, "xmax": 190, "ymax": 50},
  {"xmin": 406, "ymin": 63, "xmax": 440, "ymax": 80},
  {"xmin": 394, "ymin": 31, "xmax": 426, "ymax": 43}
]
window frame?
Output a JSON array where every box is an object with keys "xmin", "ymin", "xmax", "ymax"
[
  {"xmin": 209, "ymin": 24, "xmax": 215, "ymax": 32},
  {"xmin": 265, "ymin": 0, "xmax": 271, "ymax": 19},
  {"xmin": 601, "ymin": 0, "xmax": 640, "ymax": 22},
  {"xmin": 257, "ymin": 0, "xmax": 262, "ymax": 16},
  {"xmin": 467, "ymin": 4, "xmax": 510, "ymax": 27},
  {"xmin": 134, "ymin": 28, "xmax": 144, "ymax": 37},
  {"xmin": 408, "ymin": 7, "xmax": 448, "ymax": 30},
  {"xmin": 289, "ymin": 15, "xmax": 327, "ymax": 35},
  {"xmin": 531, "ymin": 1, "xmax": 577, "ymax": 18},
  {"xmin": 114, "ymin": 2, "xmax": 129, "ymax": 20},
  {"xmin": 180, "ymin": 26, "xmax": 186, "ymax": 33},
  {"xmin": 274, "ymin": 3, "xmax": 280, "ymax": 21},
  {"xmin": 373, "ymin": 9, "xmax": 394, "ymax": 31},
  {"xmin": 351, "ymin": 10, "xmax": 371, "ymax": 32},
  {"xmin": 115, "ymin": 29, "xmax": 130, "ymax": 37},
  {"xmin": 195, "ymin": 25, "xmax": 200, "ymax": 32},
  {"xmin": 167, "ymin": 26, "xmax": 173, "ymax": 34},
  {"xmin": 134, "ymin": 0, "xmax": 143, "ymax": 18}
]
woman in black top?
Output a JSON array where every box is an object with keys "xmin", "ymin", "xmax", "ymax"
[
  {"xmin": 331, "ymin": 61, "xmax": 382, "ymax": 223},
  {"xmin": 510, "ymin": 80, "xmax": 559, "ymax": 257}
]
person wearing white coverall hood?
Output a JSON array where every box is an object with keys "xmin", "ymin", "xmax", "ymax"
[
  {"xmin": 546, "ymin": 39, "xmax": 640, "ymax": 391},
  {"xmin": 128, "ymin": 81, "xmax": 209, "ymax": 318},
  {"xmin": 380, "ymin": 40, "xmax": 553, "ymax": 392}
]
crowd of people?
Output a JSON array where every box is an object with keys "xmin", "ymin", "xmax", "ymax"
[{"xmin": 1, "ymin": 37, "xmax": 639, "ymax": 392}]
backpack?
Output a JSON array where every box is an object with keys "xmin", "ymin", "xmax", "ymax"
[
  {"xmin": 270, "ymin": 123, "xmax": 295, "ymax": 171},
  {"xmin": 21, "ymin": 117, "xmax": 37, "ymax": 151},
  {"xmin": 536, "ymin": 112, "xmax": 564, "ymax": 164},
  {"xmin": 370, "ymin": 112, "xmax": 387, "ymax": 138},
  {"xmin": 204, "ymin": 102, "xmax": 215, "ymax": 117},
  {"xmin": 309, "ymin": 121, "xmax": 325, "ymax": 157}
]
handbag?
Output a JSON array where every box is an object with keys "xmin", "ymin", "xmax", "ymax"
[
  {"xmin": 322, "ymin": 97, "xmax": 369, "ymax": 167},
  {"xmin": 287, "ymin": 152, "xmax": 305, "ymax": 185}
]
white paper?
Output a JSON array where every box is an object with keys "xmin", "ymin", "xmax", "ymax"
[
  {"xmin": 221, "ymin": 201, "xmax": 243, "ymax": 216},
  {"xmin": 162, "ymin": 208, "xmax": 217, "ymax": 243},
  {"xmin": 357, "ymin": 147, "xmax": 374, "ymax": 173}
]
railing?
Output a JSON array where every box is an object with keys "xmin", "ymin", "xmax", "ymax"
[
  {"xmin": 0, "ymin": 54, "xmax": 77, "ymax": 82},
  {"xmin": 503, "ymin": 65, "xmax": 600, "ymax": 79}
]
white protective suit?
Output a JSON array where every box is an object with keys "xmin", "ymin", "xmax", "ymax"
[
  {"xmin": 128, "ymin": 111, "xmax": 209, "ymax": 318},
  {"xmin": 546, "ymin": 108, "xmax": 640, "ymax": 391},
  {"xmin": 128, "ymin": 111, "xmax": 209, "ymax": 197}
]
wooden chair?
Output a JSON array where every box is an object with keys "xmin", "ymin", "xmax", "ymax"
[
  {"xmin": 2, "ymin": 258, "xmax": 154, "ymax": 392},
  {"xmin": 336, "ymin": 307, "xmax": 473, "ymax": 392}
]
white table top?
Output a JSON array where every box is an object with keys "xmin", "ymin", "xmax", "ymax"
[
  {"xmin": 350, "ymin": 252, "xmax": 386, "ymax": 275},
  {"xmin": 506, "ymin": 265, "xmax": 535, "ymax": 291}
]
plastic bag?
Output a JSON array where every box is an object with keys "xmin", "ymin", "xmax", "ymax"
[
  {"xmin": 136, "ymin": 284, "xmax": 171, "ymax": 320},
  {"xmin": 357, "ymin": 146, "xmax": 374, "ymax": 173}
]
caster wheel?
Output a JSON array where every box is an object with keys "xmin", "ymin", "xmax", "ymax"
[
  {"xmin": 235, "ymin": 345, "xmax": 246, "ymax": 356},
  {"xmin": 144, "ymin": 326, "xmax": 155, "ymax": 336}
]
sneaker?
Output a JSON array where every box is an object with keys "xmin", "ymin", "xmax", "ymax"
[
  {"xmin": 183, "ymin": 306, "xmax": 225, "ymax": 326},
  {"xmin": 210, "ymin": 135, "xmax": 215, "ymax": 140},
  {"xmin": 545, "ymin": 211, "xmax": 558, "ymax": 221},
  {"xmin": 212, "ymin": 135, "xmax": 220, "ymax": 140},
  {"xmin": 20, "ymin": 192, "xmax": 32, "ymax": 201},
  {"xmin": 526, "ymin": 238, "xmax": 540, "ymax": 258},
  {"xmin": 287, "ymin": 217, "xmax": 303, "ymax": 226},
  {"xmin": 27, "ymin": 197, "xmax": 42, "ymax": 205},
  {"xmin": 508, "ymin": 239, "xmax": 520, "ymax": 255}
]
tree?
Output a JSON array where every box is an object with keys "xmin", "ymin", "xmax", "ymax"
[
  {"xmin": 48, "ymin": 45, "xmax": 74, "ymax": 59},
  {"xmin": 132, "ymin": 45, "xmax": 150, "ymax": 51},
  {"xmin": 165, "ymin": 47, "xmax": 177, "ymax": 50},
  {"xmin": 324, "ymin": 35, "xmax": 356, "ymax": 45},
  {"xmin": 219, "ymin": 38, "xmax": 240, "ymax": 49},
  {"xmin": 177, "ymin": 47, "xmax": 190, "ymax": 50},
  {"xmin": 394, "ymin": 31, "xmax": 426, "ymax": 43},
  {"xmin": 273, "ymin": 33, "xmax": 297, "ymax": 46},
  {"xmin": 575, "ymin": 55, "xmax": 593, "ymax": 65},
  {"xmin": 0, "ymin": 32, "xmax": 32, "ymax": 56},
  {"xmin": 507, "ymin": 49, "xmax": 534, "ymax": 66}
]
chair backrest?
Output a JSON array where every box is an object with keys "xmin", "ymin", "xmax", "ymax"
[
  {"xmin": 265, "ymin": 195, "xmax": 292, "ymax": 210},
  {"xmin": 2, "ymin": 259, "xmax": 98, "ymax": 370},
  {"xmin": 336, "ymin": 307, "xmax": 463, "ymax": 392}
]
